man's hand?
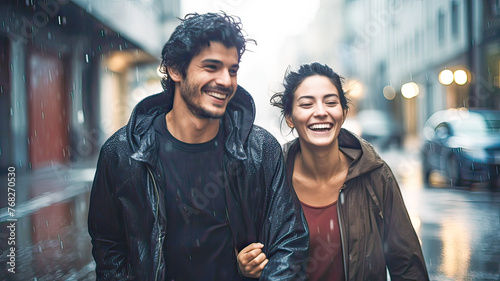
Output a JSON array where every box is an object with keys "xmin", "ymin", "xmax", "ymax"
[{"xmin": 237, "ymin": 243, "xmax": 269, "ymax": 278}]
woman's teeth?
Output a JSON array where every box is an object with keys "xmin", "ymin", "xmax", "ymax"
[{"xmin": 308, "ymin": 124, "xmax": 332, "ymax": 130}]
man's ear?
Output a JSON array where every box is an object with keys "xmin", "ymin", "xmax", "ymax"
[{"xmin": 167, "ymin": 67, "xmax": 182, "ymax": 83}]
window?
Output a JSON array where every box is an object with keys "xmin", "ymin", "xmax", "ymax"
[
  {"xmin": 438, "ymin": 9, "xmax": 446, "ymax": 45},
  {"xmin": 451, "ymin": 1, "xmax": 459, "ymax": 39}
]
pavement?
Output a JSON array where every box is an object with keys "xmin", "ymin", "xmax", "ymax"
[{"xmin": 0, "ymin": 161, "xmax": 97, "ymax": 281}]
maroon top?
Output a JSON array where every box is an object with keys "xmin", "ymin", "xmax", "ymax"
[{"xmin": 300, "ymin": 201, "xmax": 344, "ymax": 281}]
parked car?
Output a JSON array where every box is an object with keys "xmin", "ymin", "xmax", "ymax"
[
  {"xmin": 355, "ymin": 109, "xmax": 403, "ymax": 150},
  {"xmin": 421, "ymin": 108, "xmax": 500, "ymax": 189}
]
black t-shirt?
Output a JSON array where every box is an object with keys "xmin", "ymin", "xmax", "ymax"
[{"xmin": 153, "ymin": 114, "xmax": 240, "ymax": 280}]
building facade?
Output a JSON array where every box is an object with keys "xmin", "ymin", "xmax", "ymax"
[
  {"xmin": 0, "ymin": 1, "xmax": 178, "ymax": 279},
  {"xmin": 342, "ymin": 0, "xmax": 500, "ymax": 137}
]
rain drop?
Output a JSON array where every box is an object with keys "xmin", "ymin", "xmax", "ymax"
[{"xmin": 85, "ymin": 54, "xmax": 89, "ymax": 63}]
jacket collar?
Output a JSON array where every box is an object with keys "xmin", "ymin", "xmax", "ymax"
[
  {"xmin": 126, "ymin": 85, "xmax": 255, "ymax": 165},
  {"xmin": 283, "ymin": 128, "xmax": 385, "ymax": 182}
]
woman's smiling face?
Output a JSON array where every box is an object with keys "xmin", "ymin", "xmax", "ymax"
[{"xmin": 286, "ymin": 75, "xmax": 347, "ymax": 148}]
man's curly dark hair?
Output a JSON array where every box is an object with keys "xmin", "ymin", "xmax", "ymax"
[{"xmin": 159, "ymin": 12, "xmax": 255, "ymax": 93}]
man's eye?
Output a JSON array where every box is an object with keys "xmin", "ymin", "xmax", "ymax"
[
  {"xmin": 205, "ymin": 65, "xmax": 217, "ymax": 70},
  {"xmin": 229, "ymin": 69, "xmax": 238, "ymax": 76}
]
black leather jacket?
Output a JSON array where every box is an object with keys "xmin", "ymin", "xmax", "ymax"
[
  {"xmin": 284, "ymin": 129, "xmax": 429, "ymax": 281},
  {"xmin": 88, "ymin": 86, "xmax": 309, "ymax": 280}
]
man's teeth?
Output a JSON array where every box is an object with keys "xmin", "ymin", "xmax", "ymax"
[
  {"xmin": 309, "ymin": 124, "xmax": 332, "ymax": 130},
  {"xmin": 206, "ymin": 91, "xmax": 226, "ymax": 99}
]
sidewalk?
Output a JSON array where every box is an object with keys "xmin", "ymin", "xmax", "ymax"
[{"xmin": 1, "ymin": 161, "xmax": 97, "ymax": 280}]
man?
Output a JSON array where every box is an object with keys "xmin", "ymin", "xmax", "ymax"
[{"xmin": 88, "ymin": 12, "xmax": 309, "ymax": 280}]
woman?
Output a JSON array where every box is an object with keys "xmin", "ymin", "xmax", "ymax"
[{"xmin": 237, "ymin": 63, "xmax": 429, "ymax": 280}]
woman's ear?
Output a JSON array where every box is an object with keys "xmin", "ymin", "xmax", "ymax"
[
  {"xmin": 167, "ymin": 67, "xmax": 182, "ymax": 83},
  {"xmin": 342, "ymin": 108, "xmax": 349, "ymax": 124},
  {"xmin": 285, "ymin": 115, "xmax": 294, "ymax": 129}
]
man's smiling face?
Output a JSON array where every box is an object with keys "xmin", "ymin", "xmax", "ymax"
[{"xmin": 176, "ymin": 41, "xmax": 239, "ymax": 119}]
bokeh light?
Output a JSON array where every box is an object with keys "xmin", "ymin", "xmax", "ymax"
[
  {"xmin": 454, "ymin": 69, "xmax": 468, "ymax": 85},
  {"xmin": 439, "ymin": 69, "xmax": 454, "ymax": 85},
  {"xmin": 383, "ymin": 85, "xmax": 396, "ymax": 100},
  {"xmin": 401, "ymin": 82, "xmax": 419, "ymax": 99},
  {"xmin": 345, "ymin": 79, "xmax": 364, "ymax": 100}
]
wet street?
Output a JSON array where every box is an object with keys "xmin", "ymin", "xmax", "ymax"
[
  {"xmin": 1, "ymin": 146, "xmax": 500, "ymax": 281},
  {"xmin": 379, "ymin": 146, "xmax": 500, "ymax": 281}
]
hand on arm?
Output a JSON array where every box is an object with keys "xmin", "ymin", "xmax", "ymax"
[{"xmin": 237, "ymin": 243, "xmax": 269, "ymax": 278}]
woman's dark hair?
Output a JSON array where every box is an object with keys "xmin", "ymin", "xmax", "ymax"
[
  {"xmin": 270, "ymin": 62, "xmax": 350, "ymax": 131},
  {"xmin": 159, "ymin": 12, "xmax": 254, "ymax": 93}
]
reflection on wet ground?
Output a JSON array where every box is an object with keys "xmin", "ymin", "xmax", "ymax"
[
  {"xmin": 0, "ymin": 165, "xmax": 96, "ymax": 280},
  {"xmin": 381, "ymin": 147, "xmax": 500, "ymax": 281}
]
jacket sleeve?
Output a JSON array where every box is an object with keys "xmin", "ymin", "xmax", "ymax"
[
  {"xmin": 256, "ymin": 135, "xmax": 309, "ymax": 281},
  {"xmin": 88, "ymin": 147, "xmax": 131, "ymax": 280},
  {"xmin": 382, "ymin": 166, "xmax": 430, "ymax": 281}
]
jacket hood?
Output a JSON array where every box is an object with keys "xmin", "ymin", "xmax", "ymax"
[
  {"xmin": 283, "ymin": 128, "xmax": 385, "ymax": 181},
  {"xmin": 125, "ymin": 85, "xmax": 255, "ymax": 164},
  {"xmin": 338, "ymin": 128, "xmax": 385, "ymax": 181}
]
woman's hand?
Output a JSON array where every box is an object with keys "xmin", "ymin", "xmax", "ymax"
[{"xmin": 237, "ymin": 243, "xmax": 269, "ymax": 278}]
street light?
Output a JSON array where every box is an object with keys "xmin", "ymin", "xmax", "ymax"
[
  {"xmin": 401, "ymin": 82, "xmax": 419, "ymax": 99},
  {"xmin": 439, "ymin": 69, "xmax": 454, "ymax": 85},
  {"xmin": 383, "ymin": 85, "xmax": 396, "ymax": 100},
  {"xmin": 345, "ymin": 79, "xmax": 364, "ymax": 100},
  {"xmin": 439, "ymin": 68, "xmax": 468, "ymax": 85},
  {"xmin": 454, "ymin": 70, "xmax": 468, "ymax": 85}
]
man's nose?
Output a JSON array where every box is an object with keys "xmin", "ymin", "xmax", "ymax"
[{"xmin": 215, "ymin": 69, "xmax": 232, "ymax": 87}]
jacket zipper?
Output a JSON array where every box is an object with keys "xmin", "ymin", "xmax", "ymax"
[
  {"xmin": 337, "ymin": 186, "xmax": 348, "ymax": 281},
  {"xmin": 147, "ymin": 167, "xmax": 162, "ymax": 281},
  {"xmin": 222, "ymin": 161, "xmax": 236, "ymax": 264}
]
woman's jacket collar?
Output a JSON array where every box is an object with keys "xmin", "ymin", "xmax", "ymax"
[
  {"xmin": 283, "ymin": 128, "xmax": 385, "ymax": 181},
  {"xmin": 126, "ymin": 85, "xmax": 256, "ymax": 164}
]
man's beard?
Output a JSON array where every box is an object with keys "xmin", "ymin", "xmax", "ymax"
[{"xmin": 179, "ymin": 78, "xmax": 233, "ymax": 119}]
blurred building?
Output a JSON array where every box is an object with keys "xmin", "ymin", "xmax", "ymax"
[
  {"xmin": 342, "ymin": 0, "xmax": 500, "ymax": 138},
  {"xmin": 0, "ymin": 0, "xmax": 178, "ymax": 279},
  {"xmin": 0, "ymin": 0, "xmax": 178, "ymax": 172}
]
